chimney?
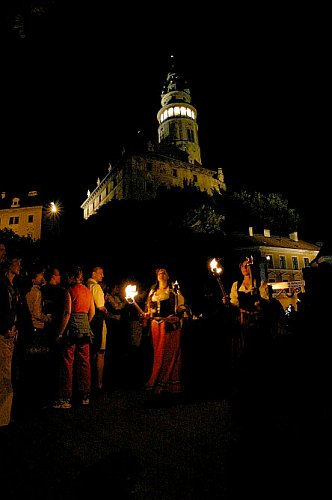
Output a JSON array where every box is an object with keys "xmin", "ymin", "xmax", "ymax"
[
  {"xmin": 263, "ymin": 228, "xmax": 271, "ymax": 238},
  {"xmin": 289, "ymin": 231, "xmax": 298, "ymax": 242},
  {"xmin": 249, "ymin": 227, "xmax": 254, "ymax": 236}
]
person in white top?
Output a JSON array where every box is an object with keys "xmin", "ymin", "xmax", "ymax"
[
  {"xmin": 86, "ymin": 266, "xmax": 109, "ymax": 392},
  {"xmin": 228, "ymin": 257, "xmax": 270, "ymax": 360}
]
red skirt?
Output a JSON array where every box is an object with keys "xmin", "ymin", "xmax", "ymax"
[{"xmin": 146, "ymin": 319, "xmax": 182, "ymax": 394}]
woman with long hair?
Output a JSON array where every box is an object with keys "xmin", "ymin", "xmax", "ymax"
[{"xmin": 144, "ymin": 268, "xmax": 187, "ymax": 401}]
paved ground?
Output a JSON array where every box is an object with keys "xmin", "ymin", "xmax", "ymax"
[{"xmin": 1, "ymin": 334, "xmax": 331, "ymax": 499}]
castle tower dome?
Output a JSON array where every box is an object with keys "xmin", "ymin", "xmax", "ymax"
[{"xmin": 157, "ymin": 54, "xmax": 202, "ymax": 165}]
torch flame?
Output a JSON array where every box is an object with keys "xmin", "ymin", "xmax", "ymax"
[
  {"xmin": 124, "ymin": 284, "xmax": 144, "ymax": 315},
  {"xmin": 209, "ymin": 258, "xmax": 223, "ymax": 275},
  {"xmin": 125, "ymin": 284, "xmax": 138, "ymax": 301}
]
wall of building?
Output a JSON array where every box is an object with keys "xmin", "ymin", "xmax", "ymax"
[
  {"xmin": 0, "ymin": 205, "xmax": 43, "ymax": 240},
  {"xmin": 81, "ymin": 153, "xmax": 226, "ymax": 219}
]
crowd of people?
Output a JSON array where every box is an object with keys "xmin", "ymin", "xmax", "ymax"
[{"xmin": 1, "ymin": 239, "xmax": 320, "ymax": 428}]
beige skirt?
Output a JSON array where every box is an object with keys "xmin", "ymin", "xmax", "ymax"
[{"xmin": 0, "ymin": 335, "xmax": 15, "ymax": 427}]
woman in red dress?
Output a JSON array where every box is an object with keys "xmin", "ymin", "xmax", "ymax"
[{"xmin": 144, "ymin": 268, "xmax": 186, "ymax": 398}]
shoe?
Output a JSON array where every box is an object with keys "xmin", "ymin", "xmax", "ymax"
[
  {"xmin": 81, "ymin": 397, "xmax": 90, "ymax": 406},
  {"xmin": 53, "ymin": 399, "xmax": 72, "ymax": 409}
]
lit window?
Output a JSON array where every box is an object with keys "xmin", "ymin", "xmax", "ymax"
[
  {"xmin": 174, "ymin": 106, "xmax": 180, "ymax": 115},
  {"xmin": 180, "ymin": 106, "xmax": 187, "ymax": 116},
  {"xmin": 186, "ymin": 108, "xmax": 191, "ymax": 117},
  {"xmin": 168, "ymin": 107, "xmax": 174, "ymax": 117}
]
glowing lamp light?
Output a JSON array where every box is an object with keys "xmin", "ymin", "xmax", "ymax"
[{"xmin": 47, "ymin": 200, "xmax": 62, "ymax": 220}]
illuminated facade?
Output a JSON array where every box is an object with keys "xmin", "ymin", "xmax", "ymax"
[
  {"xmin": 0, "ymin": 190, "xmax": 43, "ymax": 240},
  {"xmin": 81, "ymin": 57, "xmax": 226, "ymax": 220},
  {"xmin": 233, "ymin": 229, "xmax": 320, "ymax": 310}
]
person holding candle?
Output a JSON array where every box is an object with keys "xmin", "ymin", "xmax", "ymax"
[{"xmin": 143, "ymin": 268, "xmax": 187, "ymax": 404}]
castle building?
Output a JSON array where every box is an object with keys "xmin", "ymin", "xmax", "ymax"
[{"xmin": 81, "ymin": 56, "xmax": 226, "ymax": 220}]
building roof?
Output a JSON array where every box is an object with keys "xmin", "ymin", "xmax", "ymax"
[
  {"xmin": 232, "ymin": 232, "xmax": 320, "ymax": 252},
  {"xmin": 0, "ymin": 191, "xmax": 43, "ymax": 209},
  {"xmin": 310, "ymin": 235, "xmax": 332, "ymax": 265}
]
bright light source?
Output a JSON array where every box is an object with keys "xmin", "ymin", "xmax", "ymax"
[{"xmin": 47, "ymin": 200, "xmax": 62, "ymax": 220}]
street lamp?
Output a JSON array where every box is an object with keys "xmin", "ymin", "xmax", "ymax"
[
  {"xmin": 48, "ymin": 200, "xmax": 62, "ymax": 221},
  {"xmin": 263, "ymin": 255, "xmax": 271, "ymax": 282}
]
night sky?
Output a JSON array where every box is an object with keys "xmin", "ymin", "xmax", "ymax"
[{"xmin": 2, "ymin": 3, "xmax": 329, "ymax": 241}]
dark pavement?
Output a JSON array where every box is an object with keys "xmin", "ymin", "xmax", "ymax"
[{"xmin": 1, "ymin": 333, "xmax": 331, "ymax": 499}]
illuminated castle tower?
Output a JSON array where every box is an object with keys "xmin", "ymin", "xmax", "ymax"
[
  {"xmin": 81, "ymin": 57, "xmax": 225, "ymax": 220},
  {"xmin": 157, "ymin": 55, "xmax": 201, "ymax": 165}
]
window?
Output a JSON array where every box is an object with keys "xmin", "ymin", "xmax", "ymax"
[
  {"xmin": 28, "ymin": 215, "xmax": 34, "ymax": 223},
  {"xmin": 11, "ymin": 197, "xmax": 20, "ymax": 207},
  {"xmin": 187, "ymin": 129, "xmax": 194, "ymax": 142},
  {"xmin": 304, "ymin": 257, "xmax": 310, "ymax": 267},
  {"xmin": 193, "ymin": 174, "xmax": 198, "ymax": 183},
  {"xmin": 9, "ymin": 216, "xmax": 19, "ymax": 225},
  {"xmin": 172, "ymin": 169, "xmax": 177, "ymax": 177},
  {"xmin": 279, "ymin": 256, "xmax": 286, "ymax": 269},
  {"xmin": 266, "ymin": 255, "xmax": 274, "ymax": 268},
  {"xmin": 292, "ymin": 257, "xmax": 299, "ymax": 270}
]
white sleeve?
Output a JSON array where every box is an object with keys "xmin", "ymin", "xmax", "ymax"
[{"xmin": 229, "ymin": 281, "xmax": 239, "ymax": 307}]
